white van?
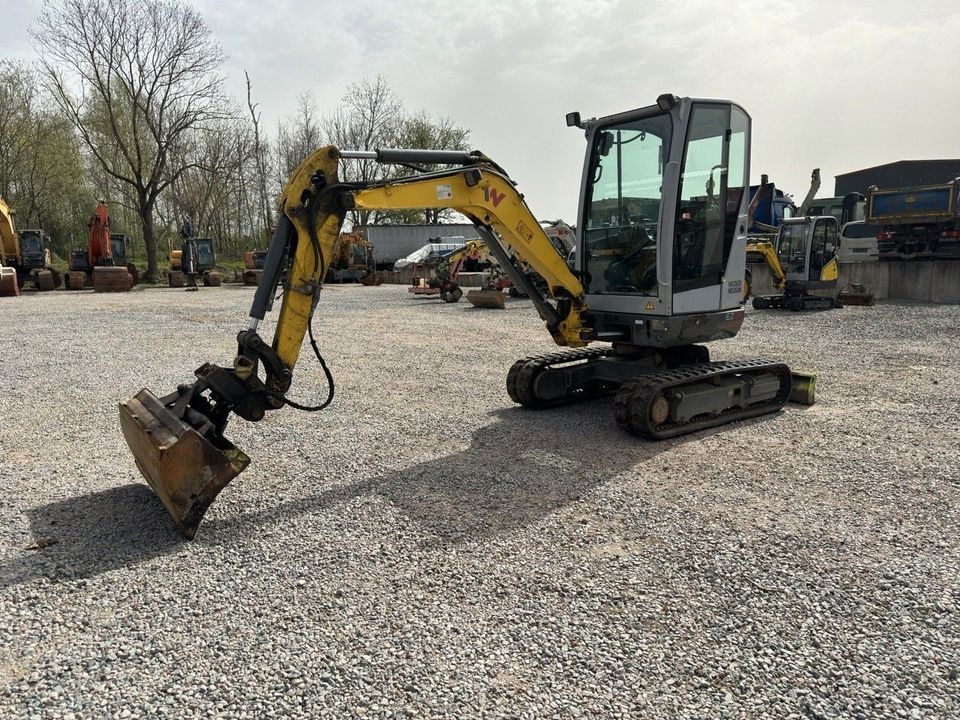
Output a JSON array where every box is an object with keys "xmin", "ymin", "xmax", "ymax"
[{"xmin": 837, "ymin": 221, "xmax": 880, "ymax": 262}]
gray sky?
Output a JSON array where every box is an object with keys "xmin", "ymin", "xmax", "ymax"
[{"xmin": 2, "ymin": 0, "xmax": 958, "ymax": 221}]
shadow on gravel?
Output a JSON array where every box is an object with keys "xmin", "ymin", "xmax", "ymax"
[
  {"xmin": 2, "ymin": 402, "xmax": 774, "ymax": 586},
  {"xmin": 205, "ymin": 402, "xmax": 721, "ymax": 545},
  {"xmin": 0, "ymin": 484, "xmax": 182, "ymax": 588}
]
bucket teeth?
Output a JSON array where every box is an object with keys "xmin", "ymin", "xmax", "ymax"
[{"xmin": 119, "ymin": 388, "xmax": 250, "ymax": 539}]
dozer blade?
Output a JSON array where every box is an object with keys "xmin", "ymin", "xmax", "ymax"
[
  {"xmin": 837, "ymin": 283, "xmax": 875, "ymax": 306},
  {"xmin": 789, "ymin": 371, "xmax": 816, "ymax": 405},
  {"xmin": 119, "ymin": 389, "xmax": 250, "ymax": 539},
  {"xmin": 466, "ymin": 288, "xmax": 506, "ymax": 309}
]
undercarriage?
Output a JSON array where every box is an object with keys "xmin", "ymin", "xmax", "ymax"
[{"xmin": 507, "ymin": 345, "xmax": 792, "ymax": 438}]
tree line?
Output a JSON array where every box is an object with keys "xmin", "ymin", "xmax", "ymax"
[{"xmin": 0, "ymin": 0, "xmax": 469, "ymax": 281}]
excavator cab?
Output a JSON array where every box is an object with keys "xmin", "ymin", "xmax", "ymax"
[
  {"xmin": 577, "ymin": 97, "xmax": 750, "ymax": 340},
  {"xmin": 776, "ymin": 216, "xmax": 839, "ymax": 283},
  {"xmin": 17, "ymin": 230, "xmax": 49, "ymax": 272}
]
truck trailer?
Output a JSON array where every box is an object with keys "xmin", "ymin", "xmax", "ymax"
[{"xmin": 867, "ymin": 179, "xmax": 960, "ymax": 259}]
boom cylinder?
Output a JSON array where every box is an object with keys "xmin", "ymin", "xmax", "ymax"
[{"xmin": 339, "ymin": 149, "xmax": 476, "ymax": 166}]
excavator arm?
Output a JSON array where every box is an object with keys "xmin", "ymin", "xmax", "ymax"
[
  {"xmin": 120, "ymin": 145, "xmax": 590, "ymax": 538},
  {"xmin": 269, "ymin": 147, "xmax": 587, "ymax": 367},
  {"xmin": 796, "ymin": 168, "xmax": 821, "ymax": 219},
  {"xmin": 745, "ymin": 240, "xmax": 787, "ymax": 291}
]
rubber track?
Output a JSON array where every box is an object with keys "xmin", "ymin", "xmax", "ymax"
[
  {"xmin": 506, "ymin": 347, "xmax": 610, "ymax": 408},
  {"xmin": 614, "ymin": 359, "xmax": 792, "ymax": 440}
]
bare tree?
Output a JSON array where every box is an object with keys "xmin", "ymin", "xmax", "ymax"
[
  {"xmin": 160, "ymin": 118, "xmax": 256, "ymax": 259},
  {"xmin": 245, "ymin": 71, "xmax": 272, "ymax": 239},
  {"xmin": 391, "ymin": 110, "xmax": 471, "ymax": 224},
  {"xmin": 321, "ymin": 75, "xmax": 404, "ymax": 227},
  {"xmin": 0, "ymin": 61, "xmax": 37, "ymax": 202},
  {"xmin": 276, "ymin": 91, "xmax": 323, "ymax": 183},
  {"xmin": 32, "ymin": 0, "xmax": 229, "ymax": 280},
  {"xmin": 312, "ymin": 76, "xmax": 471, "ymax": 227}
]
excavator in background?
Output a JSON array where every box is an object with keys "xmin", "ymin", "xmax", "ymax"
[
  {"xmin": 745, "ymin": 171, "xmax": 872, "ymax": 309},
  {"xmin": 0, "ymin": 196, "xmax": 60, "ymax": 292},
  {"xmin": 407, "ymin": 221, "xmax": 575, "ymax": 306},
  {"xmin": 64, "ymin": 201, "xmax": 133, "ymax": 292},
  {"xmin": 168, "ymin": 237, "xmax": 220, "ymax": 289},
  {"xmin": 747, "ymin": 217, "xmax": 844, "ymax": 310},
  {"xmin": 407, "ymin": 238, "xmax": 494, "ymax": 303},
  {"xmin": 65, "ymin": 234, "xmax": 140, "ymax": 289},
  {"xmin": 243, "ymin": 248, "xmax": 269, "ymax": 285},
  {"xmin": 326, "ymin": 231, "xmax": 382, "ymax": 284},
  {"xmin": 120, "ymin": 94, "xmax": 802, "ymax": 539}
]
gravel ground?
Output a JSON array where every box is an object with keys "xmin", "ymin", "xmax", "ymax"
[{"xmin": 0, "ymin": 284, "xmax": 958, "ymax": 719}]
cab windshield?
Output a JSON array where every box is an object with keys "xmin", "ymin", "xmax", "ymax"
[
  {"xmin": 20, "ymin": 232, "xmax": 42, "ymax": 252},
  {"xmin": 582, "ymin": 111, "xmax": 672, "ymax": 296},
  {"xmin": 196, "ymin": 242, "xmax": 214, "ymax": 267},
  {"xmin": 350, "ymin": 244, "xmax": 367, "ymax": 266},
  {"xmin": 777, "ymin": 224, "xmax": 809, "ymax": 274}
]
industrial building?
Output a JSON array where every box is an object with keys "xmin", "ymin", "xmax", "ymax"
[{"xmin": 834, "ymin": 159, "xmax": 960, "ymax": 195}]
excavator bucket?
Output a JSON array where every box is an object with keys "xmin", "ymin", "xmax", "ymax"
[
  {"xmin": 0, "ymin": 267, "xmax": 18, "ymax": 297},
  {"xmin": 119, "ymin": 389, "xmax": 250, "ymax": 539},
  {"xmin": 466, "ymin": 288, "xmax": 506, "ymax": 309}
]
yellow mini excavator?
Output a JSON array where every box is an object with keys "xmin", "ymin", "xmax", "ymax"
[
  {"xmin": 747, "ymin": 217, "xmax": 843, "ymax": 311},
  {"xmin": 120, "ymin": 94, "xmax": 798, "ymax": 539},
  {"xmin": 406, "ymin": 238, "xmax": 508, "ymax": 308}
]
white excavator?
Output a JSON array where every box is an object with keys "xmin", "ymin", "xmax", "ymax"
[{"xmin": 120, "ymin": 94, "xmax": 798, "ymax": 538}]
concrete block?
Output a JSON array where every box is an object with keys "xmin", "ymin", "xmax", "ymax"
[
  {"xmin": 931, "ymin": 261, "xmax": 960, "ymax": 303},
  {"xmin": 839, "ymin": 262, "xmax": 889, "ymax": 300},
  {"xmin": 889, "ymin": 262, "xmax": 934, "ymax": 303}
]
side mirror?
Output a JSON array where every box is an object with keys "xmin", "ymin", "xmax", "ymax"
[
  {"xmin": 598, "ymin": 131, "xmax": 614, "ymax": 157},
  {"xmin": 565, "ymin": 111, "xmax": 582, "ymax": 128}
]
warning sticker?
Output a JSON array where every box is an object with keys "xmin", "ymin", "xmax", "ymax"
[
  {"xmin": 436, "ymin": 184, "xmax": 453, "ymax": 200},
  {"xmin": 515, "ymin": 221, "xmax": 535, "ymax": 243}
]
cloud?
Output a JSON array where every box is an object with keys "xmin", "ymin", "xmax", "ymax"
[{"xmin": 7, "ymin": 0, "xmax": 960, "ymax": 219}]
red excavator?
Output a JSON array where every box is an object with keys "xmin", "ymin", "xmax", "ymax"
[{"xmin": 64, "ymin": 201, "xmax": 133, "ymax": 292}]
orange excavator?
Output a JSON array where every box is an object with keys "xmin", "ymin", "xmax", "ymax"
[{"xmin": 65, "ymin": 201, "xmax": 133, "ymax": 291}]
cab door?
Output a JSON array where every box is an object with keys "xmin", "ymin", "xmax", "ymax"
[
  {"xmin": 671, "ymin": 103, "xmax": 750, "ymax": 313},
  {"xmin": 809, "ymin": 217, "xmax": 839, "ymax": 281}
]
